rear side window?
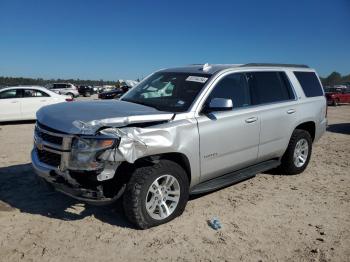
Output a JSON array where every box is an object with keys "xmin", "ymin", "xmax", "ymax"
[
  {"xmin": 294, "ymin": 71, "xmax": 323, "ymax": 97},
  {"xmin": 54, "ymin": 84, "xmax": 67, "ymax": 89},
  {"xmin": 23, "ymin": 89, "xmax": 50, "ymax": 97},
  {"xmin": 247, "ymin": 72, "xmax": 294, "ymax": 105}
]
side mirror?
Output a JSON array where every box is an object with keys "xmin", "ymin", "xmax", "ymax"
[{"xmin": 204, "ymin": 98, "xmax": 233, "ymax": 112}]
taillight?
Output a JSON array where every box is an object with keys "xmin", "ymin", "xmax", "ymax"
[{"xmin": 66, "ymin": 98, "xmax": 74, "ymax": 102}]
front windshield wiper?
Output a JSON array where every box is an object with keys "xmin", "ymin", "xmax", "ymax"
[{"xmin": 122, "ymin": 98, "xmax": 161, "ymax": 111}]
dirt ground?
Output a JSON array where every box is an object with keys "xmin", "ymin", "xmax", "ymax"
[{"xmin": 0, "ymin": 103, "xmax": 349, "ymax": 262}]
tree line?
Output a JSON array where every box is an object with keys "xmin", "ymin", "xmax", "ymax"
[
  {"xmin": 319, "ymin": 72, "xmax": 350, "ymax": 87},
  {"xmin": 0, "ymin": 76, "xmax": 118, "ymax": 88},
  {"xmin": 0, "ymin": 72, "xmax": 349, "ymax": 88}
]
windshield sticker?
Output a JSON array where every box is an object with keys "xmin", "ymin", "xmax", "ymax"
[{"xmin": 186, "ymin": 76, "xmax": 208, "ymax": 83}]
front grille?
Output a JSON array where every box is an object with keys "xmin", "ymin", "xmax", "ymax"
[
  {"xmin": 35, "ymin": 122, "xmax": 66, "ymax": 146},
  {"xmin": 36, "ymin": 128, "xmax": 63, "ymax": 145},
  {"xmin": 36, "ymin": 122, "xmax": 66, "ymax": 134},
  {"xmin": 37, "ymin": 149, "xmax": 61, "ymax": 167}
]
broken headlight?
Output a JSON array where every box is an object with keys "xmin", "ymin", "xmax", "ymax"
[
  {"xmin": 69, "ymin": 136, "xmax": 119, "ymax": 171},
  {"xmin": 73, "ymin": 137, "xmax": 117, "ymax": 152}
]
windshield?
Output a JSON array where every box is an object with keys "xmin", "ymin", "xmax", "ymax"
[{"xmin": 121, "ymin": 72, "xmax": 211, "ymax": 112}]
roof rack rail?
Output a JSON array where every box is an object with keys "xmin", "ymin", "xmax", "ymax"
[{"xmin": 241, "ymin": 63, "xmax": 309, "ymax": 68}]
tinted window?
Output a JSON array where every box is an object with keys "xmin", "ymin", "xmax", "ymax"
[
  {"xmin": 54, "ymin": 84, "xmax": 67, "ymax": 89},
  {"xmin": 0, "ymin": 89, "xmax": 21, "ymax": 99},
  {"xmin": 23, "ymin": 89, "xmax": 50, "ymax": 97},
  {"xmin": 207, "ymin": 73, "xmax": 251, "ymax": 108},
  {"xmin": 294, "ymin": 71, "xmax": 323, "ymax": 97},
  {"xmin": 248, "ymin": 72, "xmax": 294, "ymax": 105}
]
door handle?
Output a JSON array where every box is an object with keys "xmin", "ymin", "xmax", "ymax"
[
  {"xmin": 40, "ymin": 100, "xmax": 47, "ymax": 102},
  {"xmin": 287, "ymin": 109, "xmax": 296, "ymax": 114},
  {"xmin": 245, "ymin": 117, "xmax": 258, "ymax": 123},
  {"xmin": 11, "ymin": 101, "xmax": 18, "ymax": 103}
]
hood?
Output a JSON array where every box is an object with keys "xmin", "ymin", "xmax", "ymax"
[{"xmin": 37, "ymin": 100, "xmax": 174, "ymax": 134}]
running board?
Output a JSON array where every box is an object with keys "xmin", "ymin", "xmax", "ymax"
[{"xmin": 190, "ymin": 159, "xmax": 280, "ymax": 195}]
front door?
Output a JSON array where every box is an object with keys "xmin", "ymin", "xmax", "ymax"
[
  {"xmin": 21, "ymin": 89, "xmax": 51, "ymax": 119},
  {"xmin": 196, "ymin": 73, "xmax": 260, "ymax": 182},
  {"xmin": 0, "ymin": 89, "xmax": 22, "ymax": 121}
]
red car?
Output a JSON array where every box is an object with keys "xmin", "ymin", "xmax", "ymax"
[{"xmin": 325, "ymin": 87, "xmax": 350, "ymax": 106}]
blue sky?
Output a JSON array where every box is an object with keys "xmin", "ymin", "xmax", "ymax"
[{"xmin": 0, "ymin": 0, "xmax": 349, "ymax": 80}]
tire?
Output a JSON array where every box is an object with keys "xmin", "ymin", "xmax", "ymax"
[
  {"xmin": 332, "ymin": 99, "xmax": 338, "ymax": 106},
  {"xmin": 67, "ymin": 93, "xmax": 74, "ymax": 99},
  {"xmin": 279, "ymin": 129, "xmax": 312, "ymax": 175},
  {"xmin": 123, "ymin": 160, "xmax": 189, "ymax": 229},
  {"xmin": 84, "ymin": 92, "xmax": 91, "ymax": 97}
]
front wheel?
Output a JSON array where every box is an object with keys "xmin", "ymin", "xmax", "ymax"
[
  {"xmin": 278, "ymin": 129, "xmax": 312, "ymax": 175},
  {"xmin": 66, "ymin": 92, "xmax": 74, "ymax": 99},
  {"xmin": 123, "ymin": 160, "xmax": 189, "ymax": 229}
]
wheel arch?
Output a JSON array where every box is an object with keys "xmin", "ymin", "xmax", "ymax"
[
  {"xmin": 156, "ymin": 152, "xmax": 192, "ymax": 184},
  {"xmin": 113, "ymin": 152, "xmax": 192, "ymax": 191},
  {"xmin": 294, "ymin": 121, "xmax": 316, "ymax": 141}
]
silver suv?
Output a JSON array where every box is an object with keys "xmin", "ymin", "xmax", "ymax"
[
  {"xmin": 31, "ymin": 63, "xmax": 327, "ymax": 228},
  {"xmin": 47, "ymin": 83, "xmax": 79, "ymax": 98}
]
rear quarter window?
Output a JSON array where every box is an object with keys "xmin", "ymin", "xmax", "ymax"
[{"xmin": 294, "ymin": 71, "xmax": 323, "ymax": 97}]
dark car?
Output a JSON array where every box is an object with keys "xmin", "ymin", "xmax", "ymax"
[
  {"xmin": 78, "ymin": 85, "xmax": 94, "ymax": 97},
  {"xmin": 98, "ymin": 86, "xmax": 130, "ymax": 99},
  {"xmin": 325, "ymin": 87, "xmax": 350, "ymax": 106}
]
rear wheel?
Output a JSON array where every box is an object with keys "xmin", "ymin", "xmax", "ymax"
[
  {"xmin": 84, "ymin": 91, "xmax": 91, "ymax": 97},
  {"xmin": 332, "ymin": 99, "xmax": 339, "ymax": 106},
  {"xmin": 123, "ymin": 160, "xmax": 189, "ymax": 229},
  {"xmin": 278, "ymin": 129, "xmax": 312, "ymax": 175}
]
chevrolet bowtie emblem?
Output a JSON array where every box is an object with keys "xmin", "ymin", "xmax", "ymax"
[{"xmin": 36, "ymin": 137, "xmax": 44, "ymax": 151}]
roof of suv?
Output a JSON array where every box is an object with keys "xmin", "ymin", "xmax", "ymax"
[{"xmin": 160, "ymin": 63, "xmax": 311, "ymax": 75}]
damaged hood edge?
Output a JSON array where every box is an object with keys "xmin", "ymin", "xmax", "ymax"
[{"xmin": 73, "ymin": 113, "xmax": 175, "ymax": 135}]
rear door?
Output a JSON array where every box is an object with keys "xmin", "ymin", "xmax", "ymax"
[
  {"xmin": 0, "ymin": 89, "xmax": 22, "ymax": 121},
  {"xmin": 247, "ymin": 71, "xmax": 298, "ymax": 161},
  {"xmin": 21, "ymin": 89, "xmax": 51, "ymax": 119}
]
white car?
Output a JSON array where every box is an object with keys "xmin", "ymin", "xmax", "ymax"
[{"xmin": 0, "ymin": 86, "xmax": 72, "ymax": 122}]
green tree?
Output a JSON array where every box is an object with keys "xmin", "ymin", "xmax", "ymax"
[{"xmin": 323, "ymin": 72, "xmax": 342, "ymax": 86}]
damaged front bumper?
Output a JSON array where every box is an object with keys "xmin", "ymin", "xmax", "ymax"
[
  {"xmin": 31, "ymin": 115, "xmax": 197, "ymax": 203},
  {"xmin": 31, "ymin": 149, "xmax": 123, "ymax": 205}
]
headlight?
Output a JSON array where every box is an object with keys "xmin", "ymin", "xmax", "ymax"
[
  {"xmin": 73, "ymin": 138, "xmax": 117, "ymax": 152},
  {"xmin": 69, "ymin": 137, "xmax": 119, "ymax": 171}
]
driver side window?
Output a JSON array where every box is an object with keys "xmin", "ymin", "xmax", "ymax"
[
  {"xmin": 0, "ymin": 89, "xmax": 21, "ymax": 99},
  {"xmin": 207, "ymin": 73, "xmax": 251, "ymax": 109}
]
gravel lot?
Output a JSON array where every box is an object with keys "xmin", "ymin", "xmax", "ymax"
[{"xmin": 0, "ymin": 100, "xmax": 349, "ymax": 262}]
